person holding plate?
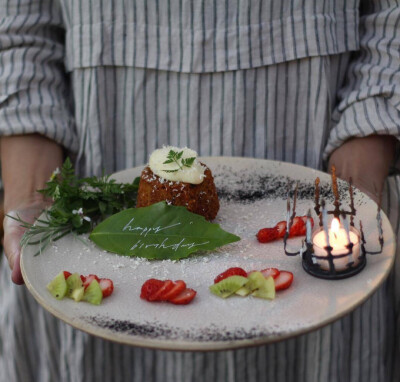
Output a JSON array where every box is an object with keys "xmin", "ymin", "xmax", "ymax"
[{"xmin": 0, "ymin": 0, "xmax": 399, "ymax": 381}]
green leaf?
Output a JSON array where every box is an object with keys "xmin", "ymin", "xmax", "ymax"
[
  {"xmin": 89, "ymin": 202, "xmax": 240, "ymax": 260},
  {"xmin": 72, "ymin": 214, "xmax": 83, "ymax": 228},
  {"xmin": 99, "ymin": 201, "xmax": 107, "ymax": 214},
  {"xmin": 182, "ymin": 157, "xmax": 195, "ymax": 167}
]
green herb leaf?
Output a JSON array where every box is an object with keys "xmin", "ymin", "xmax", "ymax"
[
  {"xmin": 89, "ymin": 202, "xmax": 240, "ymax": 260},
  {"xmin": 162, "ymin": 149, "xmax": 197, "ymax": 173},
  {"xmin": 182, "ymin": 157, "xmax": 196, "ymax": 167}
]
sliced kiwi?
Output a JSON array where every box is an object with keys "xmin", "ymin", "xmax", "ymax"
[
  {"xmin": 46, "ymin": 272, "xmax": 68, "ymax": 300},
  {"xmin": 209, "ymin": 276, "xmax": 248, "ymax": 298},
  {"xmin": 235, "ymin": 286, "xmax": 252, "ymax": 297},
  {"xmin": 71, "ymin": 287, "xmax": 85, "ymax": 302},
  {"xmin": 245, "ymin": 271, "xmax": 267, "ymax": 291},
  {"xmin": 83, "ymin": 279, "xmax": 103, "ymax": 305},
  {"xmin": 251, "ymin": 276, "xmax": 276, "ymax": 300},
  {"xmin": 66, "ymin": 273, "xmax": 84, "ymax": 301}
]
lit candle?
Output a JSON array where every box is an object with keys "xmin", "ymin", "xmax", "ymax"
[{"xmin": 312, "ymin": 218, "xmax": 360, "ymax": 271}]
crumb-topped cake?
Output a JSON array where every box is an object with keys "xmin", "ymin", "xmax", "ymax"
[{"xmin": 136, "ymin": 146, "xmax": 220, "ymax": 220}]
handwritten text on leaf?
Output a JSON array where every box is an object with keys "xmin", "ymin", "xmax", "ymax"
[{"xmin": 89, "ymin": 202, "xmax": 240, "ymax": 260}]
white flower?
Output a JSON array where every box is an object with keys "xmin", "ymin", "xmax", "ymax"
[
  {"xmin": 50, "ymin": 167, "xmax": 60, "ymax": 181},
  {"xmin": 72, "ymin": 208, "xmax": 91, "ymax": 223}
]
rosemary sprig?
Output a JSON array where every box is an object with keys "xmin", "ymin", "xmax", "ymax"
[
  {"xmin": 9, "ymin": 158, "xmax": 140, "ymax": 255},
  {"xmin": 162, "ymin": 149, "xmax": 196, "ymax": 173}
]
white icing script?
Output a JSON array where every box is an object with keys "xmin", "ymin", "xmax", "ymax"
[
  {"xmin": 130, "ymin": 238, "xmax": 210, "ymax": 252},
  {"xmin": 122, "ymin": 217, "xmax": 210, "ymax": 251},
  {"xmin": 122, "ymin": 218, "xmax": 181, "ymax": 237}
]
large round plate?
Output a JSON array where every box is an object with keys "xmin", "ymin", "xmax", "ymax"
[{"xmin": 21, "ymin": 158, "xmax": 396, "ymax": 351}]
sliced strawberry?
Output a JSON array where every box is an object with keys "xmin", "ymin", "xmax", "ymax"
[
  {"xmin": 275, "ymin": 221, "xmax": 287, "ymax": 237},
  {"xmin": 163, "ymin": 280, "xmax": 187, "ymax": 301},
  {"xmin": 256, "ymin": 227, "xmax": 278, "ymax": 243},
  {"xmin": 63, "ymin": 271, "xmax": 72, "ymax": 279},
  {"xmin": 83, "ymin": 274, "xmax": 100, "ymax": 289},
  {"xmin": 287, "ymin": 217, "xmax": 305, "ymax": 237},
  {"xmin": 140, "ymin": 279, "xmax": 164, "ymax": 300},
  {"xmin": 149, "ymin": 280, "xmax": 174, "ymax": 301},
  {"xmin": 99, "ymin": 278, "xmax": 114, "ymax": 298},
  {"xmin": 169, "ymin": 288, "xmax": 197, "ymax": 305},
  {"xmin": 260, "ymin": 268, "xmax": 280, "ymax": 279},
  {"xmin": 274, "ymin": 271, "xmax": 294, "ymax": 291},
  {"xmin": 214, "ymin": 267, "xmax": 247, "ymax": 284},
  {"xmin": 80, "ymin": 275, "xmax": 86, "ymax": 283}
]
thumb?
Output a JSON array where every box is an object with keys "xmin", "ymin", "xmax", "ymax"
[
  {"xmin": 11, "ymin": 253, "xmax": 24, "ymax": 285},
  {"xmin": 3, "ymin": 221, "xmax": 25, "ymax": 285}
]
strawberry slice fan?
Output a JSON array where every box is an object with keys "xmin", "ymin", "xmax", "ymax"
[{"xmin": 283, "ymin": 166, "xmax": 384, "ymax": 280}]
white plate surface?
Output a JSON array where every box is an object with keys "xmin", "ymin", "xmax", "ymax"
[{"xmin": 21, "ymin": 157, "xmax": 396, "ymax": 351}]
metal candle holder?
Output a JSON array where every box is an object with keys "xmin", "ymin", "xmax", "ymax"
[{"xmin": 283, "ymin": 167, "xmax": 384, "ymax": 280}]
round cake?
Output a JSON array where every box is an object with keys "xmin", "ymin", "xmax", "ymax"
[{"xmin": 136, "ymin": 147, "xmax": 220, "ymax": 220}]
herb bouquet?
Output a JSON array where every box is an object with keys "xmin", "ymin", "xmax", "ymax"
[{"xmin": 12, "ymin": 158, "xmax": 140, "ymax": 255}]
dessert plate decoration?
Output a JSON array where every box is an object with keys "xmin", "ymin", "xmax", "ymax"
[{"xmin": 21, "ymin": 158, "xmax": 396, "ymax": 351}]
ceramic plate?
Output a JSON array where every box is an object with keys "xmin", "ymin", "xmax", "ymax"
[{"xmin": 21, "ymin": 158, "xmax": 396, "ymax": 351}]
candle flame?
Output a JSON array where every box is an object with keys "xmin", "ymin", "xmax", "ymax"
[{"xmin": 331, "ymin": 218, "xmax": 340, "ymax": 233}]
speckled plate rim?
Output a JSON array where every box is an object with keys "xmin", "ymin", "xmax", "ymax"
[{"xmin": 21, "ymin": 157, "xmax": 396, "ymax": 352}]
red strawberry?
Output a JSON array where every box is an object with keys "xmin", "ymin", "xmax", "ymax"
[
  {"xmin": 169, "ymin": 288, "xmax": 197, "ymax": 305},
  {"xmin": 140, "ymin": 279, "xmax": 164, "ymax": 300},
  {"xmin": 163, "ymin": 280, "xmax": 187, "ymax": 301},
  {"xmin": 149, "ymin": 280, "xmax": 174, "ymax": 301},
  {"xmin": 260, "ymin": 268, "xmax": 280, "ymax": 279},
  {"xmin": 83, "ymin": 274, "xmax": 100, "ymax": 289},
  {"xmin": 274, "ymin": 271, "xmax": 294, "ymax": 291},
  {"xmin": 99, "ymin": 278, "xmax": 114, "ymax": 298},
  {"xmin": 80, "ymin": 275, "xmax": 86, "ymax": 283},
  {"xmin": 276, "ymin": 221, "xmax": 287, "ymax": 238},
  {"xmin": 256, "ymin": 227, "xmax": 278, "ymax": 243},
  {"xmin": 214, "ymin": 267, "xmax": 248, "ymax": 284},
  {"xmin": 63, "ymin": 271, "xmax": 72, "ymax": 279},
  {"xmin": 287, "ymin": 217, "xmax": 305, "ymax": 237},
  {"xmin": 294, "ymin": 216, "xmax": 314, "ymax": 235}
]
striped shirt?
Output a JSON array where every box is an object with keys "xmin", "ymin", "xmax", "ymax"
[{"xmin": 0, "ymin": 0, "xmax": 399, "ymax": 381}]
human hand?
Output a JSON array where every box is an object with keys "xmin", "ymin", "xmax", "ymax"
[
  {"xmin": 328, "ymin": 135, "xmax": 397, "ymax": 203},
  {"xmin": 3, "ymin": 200, "xmax": 50, "ymax": 284},
  {"xmin": 1, "ymin": 134, "xmax": 64, "ymax": 285}
]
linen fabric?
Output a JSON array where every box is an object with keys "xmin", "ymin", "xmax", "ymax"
[{"xmin": 0, "ymin": 0, "xmax": 400, "ymax": 381}]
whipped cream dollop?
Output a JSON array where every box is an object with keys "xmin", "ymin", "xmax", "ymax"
[{"xmin": 149, "ymin": 146, "xmax": 205, "ymax": 184}]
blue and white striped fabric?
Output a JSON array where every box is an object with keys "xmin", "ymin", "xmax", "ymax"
[{"xmin": 0, "ymin": 0, "xmax": 399, "ymax": 381}]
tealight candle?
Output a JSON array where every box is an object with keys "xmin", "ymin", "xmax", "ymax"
[{"xmin": 312, "ymin": 218, "xmax": 360, "ymax": 271}]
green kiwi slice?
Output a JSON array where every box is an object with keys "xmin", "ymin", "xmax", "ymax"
[
  {"xmin": 66, "ymin": 273, "xmax": 84, "ymax": 301},
  {"xmin": 251, "ymin": 276, "xmax": 276, "ymax": 300},
  {"xmin": 245, "ymin": 271, "xmax": 266, "ymax": 291},
  {"xmin": 83, "ymin": 279, "xmax": 103, "ymax": 305},
  {"xmin": 71, "ymin": 287, "xmax": 85, "ymax": 302},
  {"xmin": 46, "ymin": 272, "xmax": 68, "ymax": 300},
  {"xmin": 235, "ymin": 286, "xmax": 252, "ymax": 297},
  {"xmin": 209, "ymin": 275, "xmax": 248, "ymax": 298}
]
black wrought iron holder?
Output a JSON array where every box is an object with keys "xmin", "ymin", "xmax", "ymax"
[{"xmin": 283, "ymin": 167, "xmax": 384, "ymax": 280}]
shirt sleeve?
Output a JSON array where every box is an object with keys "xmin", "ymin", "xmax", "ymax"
[
  {"xmin": 324, "ymin": 0, "xmax": 400, "ymax": 173},
  {"xmin": 0, "ymin": 0, "xmax": 78, "ymax": 153}
]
